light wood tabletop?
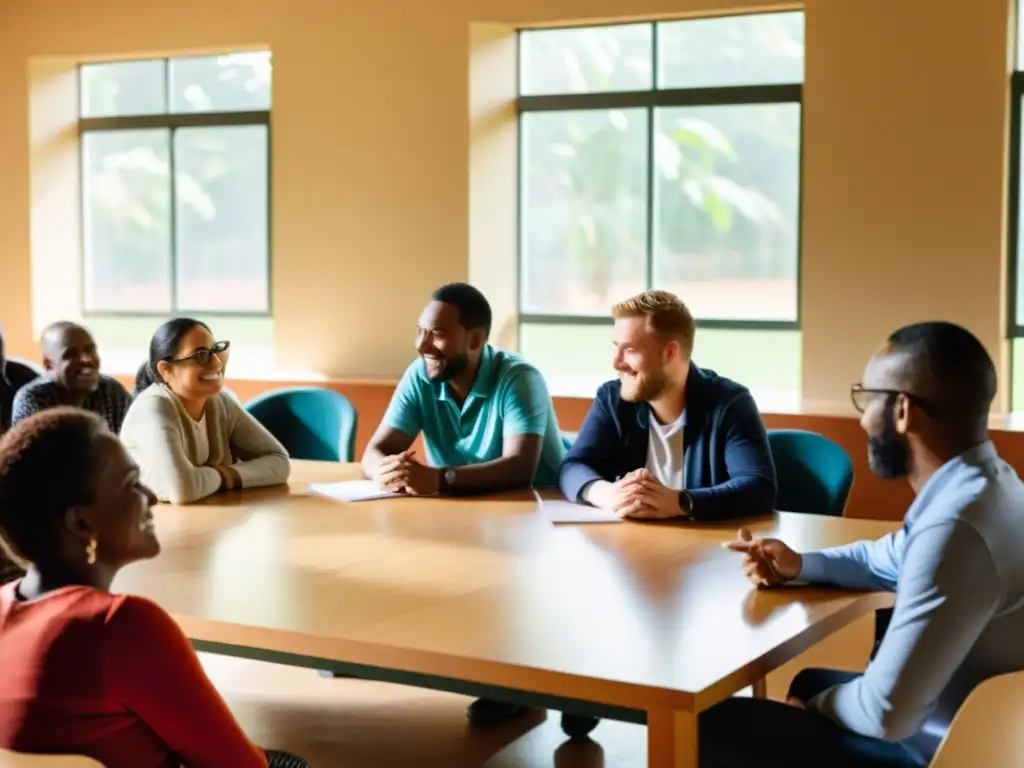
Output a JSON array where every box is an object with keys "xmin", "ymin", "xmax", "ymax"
[{"xmin": 116, "ymin": 461, "xmax": 898, "ymax": 768}]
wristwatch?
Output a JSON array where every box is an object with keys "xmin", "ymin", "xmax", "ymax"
[
  {"xmin": 677, "ymin": 490, "xmax": 693, "ymax": 519},
  {"xmin": 440, "ymin": 467, "xmax": 457, "ymax": 495}
]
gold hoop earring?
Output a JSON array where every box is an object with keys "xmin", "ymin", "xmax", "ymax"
[{"xmin": 85, "ymin": 538, "xmax": 98, "ymax": 566}]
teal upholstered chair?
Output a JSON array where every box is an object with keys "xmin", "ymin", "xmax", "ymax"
[
  {"xmin": 767, "ymin": 429, "xmax": 854, "ymax": 517},
  {"xmin": 245, "ymin": 387, "xmax": 357, "ymax": 462}
]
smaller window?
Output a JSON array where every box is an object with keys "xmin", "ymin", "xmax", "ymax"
[
  {"xmin": 657, "ymin": 12, "xmax": 804, "ymax": 89},
  {"xmin": 169, "ymin": 52, "xmax": 272, "ymax": 113},
  {"xmin": 519, "ymin": 24, "xmax": 653, "ymax": 96},
  {"xmin": 79, "ymin": 59, "xmax": 166, "ymax": 118}
]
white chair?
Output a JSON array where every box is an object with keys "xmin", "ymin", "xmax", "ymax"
[
  {"xmin": 0, "ymin": 750, "xmax": 103, "ymax": 768},
  {"xmin": 930, "ymin": 671, "xmax": 1024, "ymax": 767}
]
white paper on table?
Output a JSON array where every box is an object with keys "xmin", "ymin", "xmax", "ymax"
[
  {"xmin": 534, "ymin": 495, "xmax": 621, "ymax": 524},
  {"xmin": 309, "ymin": 480, "xmax": 403, "ymax": 503}
]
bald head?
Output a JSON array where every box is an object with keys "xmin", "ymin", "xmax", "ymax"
[
  {"xmin": 871, "ymin": 321, "xmax": 996, "ymax": 427},
  {"xmin": 41, "ymin": 322, "xmax": 88, "ymax": 362},
  {"xmin": 39, "ymin": 322, "xmax": 101, "ymax": 397}
]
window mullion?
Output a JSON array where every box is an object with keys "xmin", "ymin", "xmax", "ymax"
[
  {"xmin": 645, "ymin": 105, "xmax": 655, "ymax": 292},
  {"xmin": 168, "ymin": 127, "xmax": 178, "ymax": 312}
]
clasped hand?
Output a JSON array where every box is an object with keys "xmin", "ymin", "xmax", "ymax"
[
  {"xmin": 592, "ymin": 469, "xmax": 682, "ymax": 520},
  {"xmin": 375, "ymin": 450, "xmax": 440, "ymax": 496}
]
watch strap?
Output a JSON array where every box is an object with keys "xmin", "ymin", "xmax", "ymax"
[{"xmin": 678, "ymin": 490, "xmax": 693, "ymax": 519}]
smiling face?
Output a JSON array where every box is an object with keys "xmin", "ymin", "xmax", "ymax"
[
  {"xmin": 415, "ymin": 300, "xmax": 483, "ymax": 382},
  {"xmin": 612, "ymin": 316, "xmax": 684, "ymax": 402},
  {"xmin": 155, "ymin": 324, "xmax": 229, "ymax": 401},
  {"xmin": 45, "ymin": 325, "xmax": 101, "ymax": 397},
  {"xmin": 70, "ymin": 432, "xmax": 160, "ymax": 568}
]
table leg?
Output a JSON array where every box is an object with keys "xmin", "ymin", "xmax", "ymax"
[
  {"xmin": 647, "ymin": 709, "xmax": 698, "ymax": 768},
  {"xmin": 752, "ymin": 676, "xmax": 767, "ymax": 698}
]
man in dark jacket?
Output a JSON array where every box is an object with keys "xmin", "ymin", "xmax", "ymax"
[{"xmin": 559, "ymin": 290, "xmax": 776, "ymax": 522}]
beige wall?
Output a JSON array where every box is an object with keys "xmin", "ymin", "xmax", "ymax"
[{"xmin": 0, "ymin": 0, "xmax": 1014, "ymax": 409}]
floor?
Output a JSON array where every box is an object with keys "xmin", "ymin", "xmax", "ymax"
[{"xmin": 200, "ymin": 616, "xmax": 873, "ymax": 768}]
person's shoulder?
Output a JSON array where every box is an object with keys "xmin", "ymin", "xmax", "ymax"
[
  {"xmin": 690, "ymin": 364, "xmax": 754, "ymax": 405},
  {"xmin": 15, "ymin": 375, "xmax": 57, "ymax": 401},
  {"xmin": 396, "ymin": 358, "xmax": 430, "ymax": 393},
  {"xmin": 12, "ymin": 585, "xmax": 121, "ymax": 627},
  {"xmin": 103, "ymin": 593, "xmax": 177, "ymax": 632},
  {"xmin": 937, "ymin": 456, "xmax": 1024, "ymax": 531},
  {"xmin": 493, "ymin": 349, "xmax": 544, "ymax": 383},
  {"xmin": 98, "ymin": 374, "xmax": 130, "ymax": 396},
  {"xmin": 122, "ymin": 385, "xmax": 178, "ymax": 426},
  {"xmin": 587, "ymin": 378, "xmax": 626, "ymax": 410}
]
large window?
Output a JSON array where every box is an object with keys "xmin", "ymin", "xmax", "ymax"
[
  {"xmin": 79, "ymin": 52, "xmax": 271, "ymax": 316},
  {"xmin": 517, "ymin": 13, "xmax": 804, "ymax": 403}
]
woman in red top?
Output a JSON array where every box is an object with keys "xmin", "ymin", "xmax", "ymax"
[{"xmin": 0, "ymin": 408, "xmax": 311, "ymax": 768}]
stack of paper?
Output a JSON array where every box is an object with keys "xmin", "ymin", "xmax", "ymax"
[{"xmin": 309, "ymin": 480, "xmax": 403, "ymax": 503}]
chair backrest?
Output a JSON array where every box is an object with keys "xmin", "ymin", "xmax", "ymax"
[
  {"xmin": 0, "ymin": 750, "xmax": 104, "ymax": 768},
  {"xmin": 560, "ymin": 431, "xmax": 576, "ymax": 451},
  {"xmin": 4, "ymin": 357, "xmax": 43, "ymax": 386},
  {"xmin": 767, "ymin": 428, "xmax": 854, "ymax": 517},
  {"xmin": 245, "ymin": 387, "xmax": 358, "ymax": 462},
  {"xmin": 930, "ymin": 670, "xmax": 1024, "ymax": 767}
]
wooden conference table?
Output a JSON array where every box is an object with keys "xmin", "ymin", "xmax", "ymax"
[{"xmin": 117, "ymin": 461, "xmax": 898, "ymax": 768}]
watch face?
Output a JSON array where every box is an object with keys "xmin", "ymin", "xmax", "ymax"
[{"xmin": 444, "ymin": 468, "xmax": 457, "ymax": 485}]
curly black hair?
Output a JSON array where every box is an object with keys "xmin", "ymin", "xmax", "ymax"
[{"xmin": 0, "ymin": 408, "xmax": 106, "ymax": 566}]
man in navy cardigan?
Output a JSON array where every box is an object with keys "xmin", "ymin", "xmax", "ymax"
[{"xmin": 559, "ymin": 290, "xmax": 777, "ymax": 522}]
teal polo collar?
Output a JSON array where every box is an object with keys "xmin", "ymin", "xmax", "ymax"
[{"xmin": 436, "ymin": 344, "xmax": 498, "ymax": 405}]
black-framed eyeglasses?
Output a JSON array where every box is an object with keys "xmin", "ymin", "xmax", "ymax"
[
  {"xmin": 850, "ymin": 383, "xmax": 939, "ymax": 416},
  {"xmin": 167, "ymin": 340, "xmax": 231, "ymax": 367}
]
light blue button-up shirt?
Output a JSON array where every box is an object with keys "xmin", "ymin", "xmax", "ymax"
[
  {"xmin": 798, "ymin": 441, "xmax": 1024, "ymax": 763},
  {"xmin": 384, "ymin": 345, "xmax": 565, "ymax": 488}
]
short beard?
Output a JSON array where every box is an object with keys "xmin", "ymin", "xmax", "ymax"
[
  {"xmin": 619, "ymin": 370, "xmax": 669, "ymax": 403},
  {"xmin": 426, "ymin": 352, "xmax": 469, "ymax": 382},
  {"xmin": 867, "ymin": 403, "xmax": 910, "ymax": 479}
]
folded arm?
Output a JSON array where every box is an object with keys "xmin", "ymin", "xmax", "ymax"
[
  {"xmin": 806, "ymin": 520, "xmax": 1001, "ymax": 741},
  {"xmin": 685, "ymin": 392, "xmax": 777, "ymax": 521},
  {"xmin": 559, "ymin": 390, "xmax": 619, "ymax": 502},
  {"xmin": 361, "ymin": 367, "xmax": 422, "ymax": 478},
  {"xmin": 121, "ymin": 396, "xmax": 223, "ymax": 504},
  {"xmin": 222, "ymin": 396, "xmax": 290, "ymax": 489},
  {"xmin": 442, "ymin": 368, "xmax": 548, "ymax": 493}
]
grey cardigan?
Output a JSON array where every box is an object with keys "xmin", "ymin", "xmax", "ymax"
[{"xmin": 120, "ymin": 384, "xmax": 290, "ymax": 504}]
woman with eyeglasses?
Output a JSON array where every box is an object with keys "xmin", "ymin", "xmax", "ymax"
[{"xmin": 120, "ymin": 318, "xmax": 289, "ymax": 504}]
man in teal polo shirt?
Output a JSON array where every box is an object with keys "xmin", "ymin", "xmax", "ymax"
[
  {"xmin": 361, "ymin": 282, "xmax": 565, "ymax": 726},
  {"xmin": 362, "ymin": 282, "xmax": 564, "ymax": 496}
]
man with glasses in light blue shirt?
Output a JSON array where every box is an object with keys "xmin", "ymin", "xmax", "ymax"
[
  {"xmin": 713, "ymin": 322, "xmax": 1024, "ymax": 767},
  {"xmin": 361, "ymin": 282, "xmax": 565, "ymax": 727}
]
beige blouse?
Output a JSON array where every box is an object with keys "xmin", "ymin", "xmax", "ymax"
[{"xmin": 120, "ymin": 384, "xmax": 290, "ymax": 504}]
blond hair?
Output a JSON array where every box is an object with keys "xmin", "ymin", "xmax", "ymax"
[{"xmin": 612, "ymin": 290, "xmax": 695, "ymax": 351}]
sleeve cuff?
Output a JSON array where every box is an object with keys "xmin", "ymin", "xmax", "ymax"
[
  {"xmin": 797, "ymin": 551, "xmax": 831, "ymax": 583},
  {"xmin": 231, "ymin": 463, "xmax": 260, "ymax": 489}
]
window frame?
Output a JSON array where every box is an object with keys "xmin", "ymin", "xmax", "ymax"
[
  {"xmin": 1007, "ymin": 70, "xmax": 1024, "ymax": 340},
  {"xmin": 515, "ymin": 11, "xmax": 805, "ymax": 333},
  {"xmin": 77, "ymin": 53, "xmax": 273, "ymax": 319}
]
